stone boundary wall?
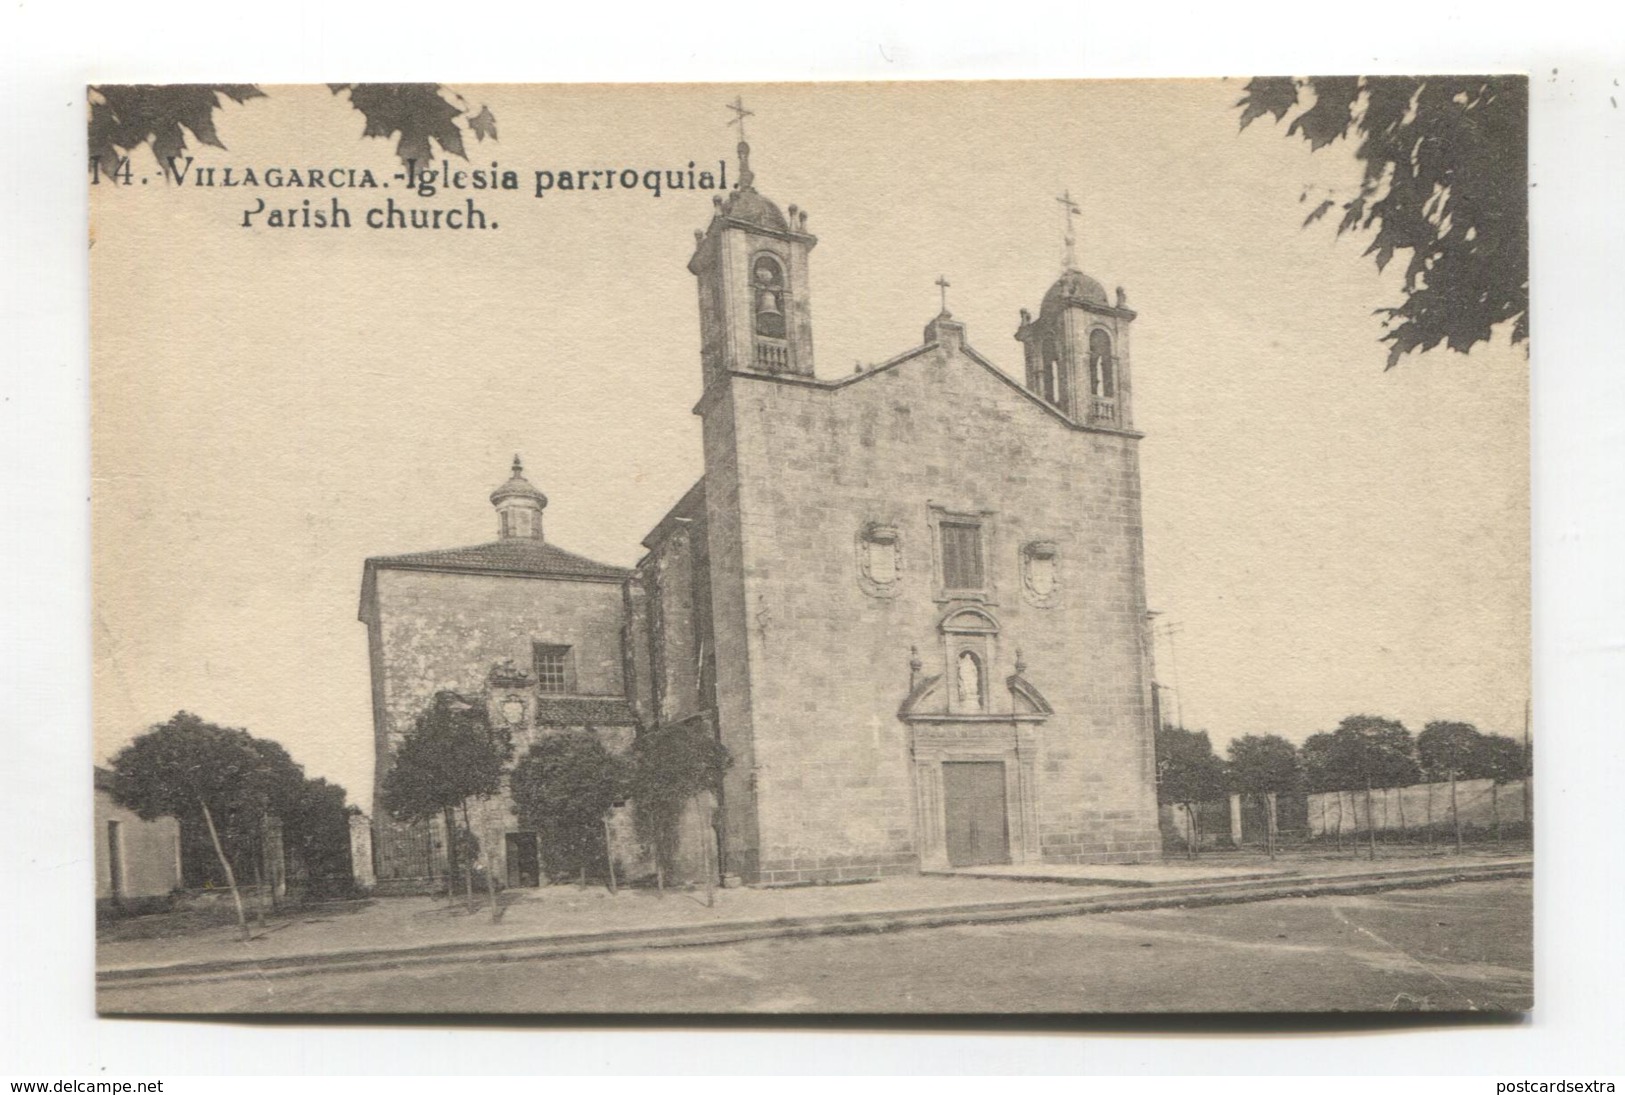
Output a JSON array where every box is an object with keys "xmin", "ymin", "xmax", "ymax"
[{"xmin": 1306, "ymin": 778, "xmax": 1528, "ymax": 835}]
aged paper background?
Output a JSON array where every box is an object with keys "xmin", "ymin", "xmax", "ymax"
[{"xmin": 91, "ymin": 81, "xmax": 1527, "ymax": 813}]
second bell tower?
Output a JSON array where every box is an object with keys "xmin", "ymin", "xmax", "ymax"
[{"xmin": 688, "ymin": 136, "xmax": 817, "ymax": 386}]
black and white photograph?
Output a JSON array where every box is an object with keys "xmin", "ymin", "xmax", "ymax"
[{"xmin": 83, "ymin": 78, "xmax": 1534, "ymax": 1016}]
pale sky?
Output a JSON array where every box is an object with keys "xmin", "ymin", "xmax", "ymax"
[{"xmin": 91, "ymin": 80, "xmax": 1529, "ymax": 805}]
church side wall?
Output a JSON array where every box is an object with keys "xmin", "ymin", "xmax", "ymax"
[
  {"xmin": 720, "ymin": 345, "xmax": 1161, "ymax": 881},
  {"xmin": 700, "ymin": 389, "xmax": 764, "ymax": 880},
  {"xmin": 640, "ymin": 521, "xmax": 710, "ymax": 728}
]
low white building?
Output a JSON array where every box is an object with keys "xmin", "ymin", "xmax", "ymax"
[{"xmin": 94, "ymin": 767, "xmax": 182, "ymax": 911}]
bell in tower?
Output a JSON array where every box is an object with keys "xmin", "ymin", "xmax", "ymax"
[
  {"xmin": 1015, "ymin": 190, "xmax": 1137, "ymax": 429},
  {"xmin": 688, "ymin": 100, "xmax": 817, "ymax": 386}
]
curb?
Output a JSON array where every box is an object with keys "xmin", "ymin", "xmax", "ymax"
[
  {"xmin": 97, "ymin": 860, "xmax": 1531, "ymax": 990},
  {"xmin": 921, "ymin": 867, "xmax": 1299, "ymax": 888}
]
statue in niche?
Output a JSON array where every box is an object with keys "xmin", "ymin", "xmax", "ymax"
[{"xmin": 957, "ymin": 650, "xmax": 984, "ymax": 710}]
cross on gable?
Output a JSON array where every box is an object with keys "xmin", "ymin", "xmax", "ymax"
[{"xmin": 935, "ymin": 275, "xmax": 951, "ymax": 315}]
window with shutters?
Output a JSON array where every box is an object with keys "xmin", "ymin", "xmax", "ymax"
[
  {"xmin": 940, "ymin": 522, "xmax": 983, "ymax": 591},
  {"xmin": 930, "ymin": 506, "xmax": 996, "ymax": 603}
]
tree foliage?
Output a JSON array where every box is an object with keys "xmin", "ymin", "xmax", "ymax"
[
  {"xmin": 110, "ymin": 711, "xmax": 269, "ymax": 827},
  {"xmin": 1481, "ymin": 732, "xmax": 1529, "ymax": 784},
  {"xmin": 1322, "ymin": 714, "xmax": 1421, "ymax": 790},
  {"xmin": 510, "ymin": 732, "xmax": 630, "ymax": 880},
  {"xmin": 1225, "ymin": 733, "xmax": 1301, "ymax": 796},
  {"xmin": 283, "ymin": 777, "xmax": 355, "ymax": 882},
  {"xmin": 107, "ymin": 711, "xmax": 320, "ymax": 936},
  {"xmin": 88, "ymin": 85, "xmax": 266, "ymax": 175},
  {"xmin": 1154, "ymin": 726, "xmax": 1226, "ymax": 856},
  {"xmin": 1237, "ymin": 75, "xmax": 1528, "ymax": 368},
  {"xmin": 629, "ymin": 722, "xmax": 732, "ymax": 877},
  {"xmin": 328, "ymin": 84, "xmax": 468, "ymax": 166},
  {"xmin": 380, "ymin": 691, "xmax": 512, "ymax": 824},
  {"xmin": 89, "ymin": 83, "xmax": 498, "ymax": 173},
  {"xmin": 1154, "ymin": 726, "xmax": 1228, "ymax": 807},
  {"xmin": 1416, "ymin": 720, "xmax": 1485, "ymax": 780},
  {"xmin": 1298, "ymin": 731, "xmax": 1342, "ymax": 794}
]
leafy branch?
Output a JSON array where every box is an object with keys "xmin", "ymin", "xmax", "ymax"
[
  {"xmin": 88, "ymin": 83, "xmax": 499, "ymax": 174},
  {"xmin": 1238, "ymin": 75, "xmax": 1528, "ymax": 369}
]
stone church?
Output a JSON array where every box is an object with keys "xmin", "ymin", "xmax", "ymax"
[{"xmin": 358, "ymin": 137, "xmax": 1163, "ymax": 889}]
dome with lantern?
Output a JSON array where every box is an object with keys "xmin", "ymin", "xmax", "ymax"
[{"xmin": 1042, "ymin": 267, "xmax": 1111, "ymax": 312}]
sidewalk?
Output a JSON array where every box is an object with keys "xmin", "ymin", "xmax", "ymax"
[
  {"xmin": 931, "ymin": 844, "xmax": 1533, "ymax": 886},
  {"xmin": 97, "ymin": 854, "xmax": 1531, "ymax": 988}
]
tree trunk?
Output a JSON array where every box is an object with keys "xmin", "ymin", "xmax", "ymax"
[
  {"xmin": 602, "ymin": 816, "xmax": 618, "ymax": 896},
  {"xmin": 698, "ymin": 806, "xmax": 714, "ymax": 908},
  {"xmin": 1265, "ymin": 792, "xmax": 1278, "ymax": 861},
  {"xmin": 1365, "ymin": 782, "xmax": 1377, "ymax": 861},
  {"xmin": 1184, "ymin": 802, "xmax": 1197, "ymax": 859},
  {"xmin": 251, "ymin": 850, "xmax": 268, "ymax": 927},
  {"xmin": 1396, "ymin": 785, "xmax": 1407, "ymax": 843},
  {"xmin": 482, "ymin": 805, "xmax": 500, "ymax": 922},
  {"xmin": 1425, "ymin": 781, "xmax": 1434, "ymax": 846},
  {"xmin": 199, "ymin": 800, "xmax": 250, "ymax": 943},
  {"xmin": 1450, "ymin": 769, "xmax": 1462, "ymax": 855},
  {"xmin": 459, "ymin": 802, "xmax": 475, "ymax": 913},
  {"xmin": 267, "ymin": 812, "xmax": 283, "ymax": 911},
  {"xmin": 1492, "ymin": 782, "xmax": 1501, "ymax": 843},
  {"xmin": 442, "ymin": 805, "xmax": 459, "ymax": 902}
]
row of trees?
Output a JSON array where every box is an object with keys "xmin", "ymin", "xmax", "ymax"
[
  {"xmin": 107, "ymin": 712, "xmax": 355, "ymax": 941},
  {"xmin": 379, "ymin": 691, "xmax": 730, "ymax": 920},
  {"xmin": 1156, "ymin": 716, "xmax": 1531, "ymax": 858}
]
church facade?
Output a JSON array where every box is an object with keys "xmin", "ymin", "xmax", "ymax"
[{"xmin": 359, "ymin": 138, "xmax": 1163, "ymax": 888}]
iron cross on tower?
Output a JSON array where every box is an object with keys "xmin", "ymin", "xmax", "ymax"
[
  {"xmin": 1057, "ymin": 188, "xmax": 1081, "ymax": 271},
  {"xmin": 935, "ymin": 275, "xmax": 951, "ymax": 316},
  {"xmin": 725, "ymin": 95, "xmax": 754, "ymax": 140}
]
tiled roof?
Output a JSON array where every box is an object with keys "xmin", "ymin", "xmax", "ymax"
[
  {"xmin": 532, "ymin": 695, "xmax": 639, "ymax": 727},
  {"xmin": 366, "ymin": 539, "xmax": 631, "ymax": 582}
]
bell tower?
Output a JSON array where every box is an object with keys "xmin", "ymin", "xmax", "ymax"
[
  {"xmin": 1015, "ymin": 190, "xmax": 1137, "ymax": 430},
  {"xmin": 688, "ymin": 100, "xmax": 817, "ymax": 386}
]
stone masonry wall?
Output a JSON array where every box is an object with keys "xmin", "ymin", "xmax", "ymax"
[
  {"xmin": 711, "ymin": 327, "xmax": 1161, "ymax": 882},
  {"xmin": 367, "ymin": 567, "xmax": 627, "ymax": 881}
]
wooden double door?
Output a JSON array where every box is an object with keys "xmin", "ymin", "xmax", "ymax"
[{"xmin": 943, "ymin": 761, "xmax": 1011, "ymax": 867}]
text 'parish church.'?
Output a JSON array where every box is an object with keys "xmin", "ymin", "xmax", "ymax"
[{"xmin": 358, "ymin": 119, "xmax": 1164, "ymax": 889}]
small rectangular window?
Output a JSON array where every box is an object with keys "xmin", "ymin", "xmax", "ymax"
[
  {"xmin": 940, "ymin": 522, "xmax": 984, "ymax": 591},
  {"xmin": 533, "ymin": 644, "xmax": 571, "ymax": 694}
]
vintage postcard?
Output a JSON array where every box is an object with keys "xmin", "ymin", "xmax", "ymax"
[{"xmin": 91, "ymin": 80, "xmax": 1530, "ymax": 1014}]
